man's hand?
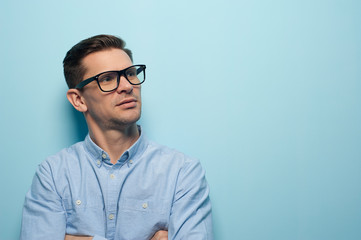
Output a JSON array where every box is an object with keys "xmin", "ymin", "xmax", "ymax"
[
  {"xmin": 65, "ymin": 235, "xmax": 93, "ymax": 240},
  {"xmin": 150, "ymin": 230, "xmax": 168, "ymax": 240}
]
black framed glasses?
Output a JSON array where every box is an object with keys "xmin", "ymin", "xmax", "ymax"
[{"xmin": 75, "ymin": 64, "xmax": 146, "ymax": 92}]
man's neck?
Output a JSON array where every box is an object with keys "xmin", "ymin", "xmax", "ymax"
[{"xmin": 88, "ymin": 123, "xmax": 140, "ymax": 164}]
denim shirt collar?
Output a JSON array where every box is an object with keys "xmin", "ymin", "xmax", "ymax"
[{"xmin": 83, "ymin": 125, "xmax": 147, "ymax": 167}]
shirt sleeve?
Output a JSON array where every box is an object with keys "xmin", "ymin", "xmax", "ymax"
[
  {"xmin": 20, "ymin": 161, "xmax": 67, "ymax": 240},
  {"xmin": 168, "ymin": 159, "xmax": 214, "ymax": 240},
  {"xmin": 92, "ymin": 235, "xmax": 108, "ymax": 240}
]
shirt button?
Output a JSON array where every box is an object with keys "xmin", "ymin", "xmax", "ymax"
[
  {"xmin": 102, "ymin": 153, "xmax": 107, "ymax": 159},
  {"xmin": 76, "ymin": 200, "xmax": 81, "ymax": 205},
  {"xmin": 129, "ymin": 160, "xmax": 133, "ymax": 164},
  {"xmin": 110, "ymin": 174, "xmax": 115, "ymax": 179},
  {"xmin": 109, "ymin": 214, "xmax": 114, "ymax": 220},
  {"xmin": 96, "ymin": 160, "xmax": 101, "ymax": 165},
  {"xmin": 142, "ymin": 203, "xmax": 148, "ymax": 209}
]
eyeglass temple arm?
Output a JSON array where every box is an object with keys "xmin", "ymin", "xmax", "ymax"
[
  {"xmin": 75, "ymin": 77, "xmax": 95, "ymax": 89},
  {"xmin": 136, "ymin": 67, "xmax": 144, "ymax": 74}
]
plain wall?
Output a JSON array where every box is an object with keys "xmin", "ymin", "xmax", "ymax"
[{"xmin": 0, "ymin": 0, "xmax": 360, "ymax": 239}]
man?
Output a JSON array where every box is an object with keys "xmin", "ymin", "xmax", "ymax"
[{"xmin": 20, "ymin": 34, "xmax": 213, "ymax": 240}]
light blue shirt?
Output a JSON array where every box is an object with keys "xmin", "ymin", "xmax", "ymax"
[{"xmin": 20, "ymin": 128, "xmax": 213, "ymax": 240}]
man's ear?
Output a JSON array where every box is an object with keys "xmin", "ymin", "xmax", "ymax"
[{"xmin": 66, "ymin": 89, "xmax": 88, "ymax": 112}]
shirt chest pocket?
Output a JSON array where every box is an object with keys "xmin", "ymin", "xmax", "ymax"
[
  {"xmin": 118, "ymin": 197, "xmax": 169, "ymax": 237},
  {"xmin": 63, "ymin": 195, "xmax": 105, "ymax": 210},
  {"xmin": 62, "ymin": 196, "xmax": 105, "ymax": 231},
  {"xmin": 119, "ymin": 197, "xmax": 167, "ymax": 214}
]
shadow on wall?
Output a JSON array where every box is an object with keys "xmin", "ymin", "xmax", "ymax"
[
  {"xmin": 68, "ymin": 103, "xmax": 88, "ymax": 142},
  {"xmin": 66, "ymin": 100, "xmax": 146, "ymax": 143}
]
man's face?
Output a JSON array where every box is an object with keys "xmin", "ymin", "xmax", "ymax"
[{"xmin": 80, "ymin": 48, "xmax": 141, "ymax": 130}]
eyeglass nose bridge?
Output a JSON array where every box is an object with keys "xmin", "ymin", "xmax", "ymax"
[{"xmin": 116, "ymin": 69, "xmax": 133, "ymax": 87}]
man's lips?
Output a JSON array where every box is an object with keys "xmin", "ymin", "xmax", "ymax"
[{"xmin": 116, "ymin": 98, "xmax": 137, "ymax": 108}]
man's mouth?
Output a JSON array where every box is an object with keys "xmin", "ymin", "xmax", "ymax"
[{"xmin": 116, "ymin": 98, "xmax": 137, "ymax": 108}]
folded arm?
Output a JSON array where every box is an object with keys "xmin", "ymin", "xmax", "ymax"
[
  {"xmin": 168, "ymin": 159, "xmax": 213, "ymax": 239},
  {"xmin": 20, "ymin": 161, "xmax": 67, "ymax": 240},
  {"xmin": 64, "ymin": 231, "xmax": 168, "ymax": 240}
]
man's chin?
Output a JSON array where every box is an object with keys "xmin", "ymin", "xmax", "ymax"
[{"xmin": 108, "ymin": 114, "xmax": 141, "ymax": 130}]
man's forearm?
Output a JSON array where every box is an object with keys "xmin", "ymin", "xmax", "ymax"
[
  {"xmin": 65, "ymin": 235, "xmax": 93, "ymax": 240},
  {"xmin": 64, "ymin": 230, "xmax": 168, "ymax": 240}
]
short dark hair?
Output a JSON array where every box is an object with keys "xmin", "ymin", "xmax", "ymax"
[{"xmin": 63, "ymin": 34, "xmax": 133, "ymax": 89}]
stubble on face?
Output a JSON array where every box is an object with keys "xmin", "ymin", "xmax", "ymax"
[
  {"xmin": 84, "ymin": 87, "xmax": 142, "ymax": 132},
  {"xmin": 107, "ymin": 95, "xmax": 142, "ymax": 130}
]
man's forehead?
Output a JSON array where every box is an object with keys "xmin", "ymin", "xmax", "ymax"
[{"xmin": 82, "ymin": 48, "xmax": 132, "ymax": 78}]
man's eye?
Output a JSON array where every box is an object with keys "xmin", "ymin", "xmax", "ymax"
[
  {"xmin": 99, "ymin": 73, "xmax": 117, "ymax": 82},
  {"xmin": 126, "ymin": 69, "xmax": 137, "ymax": 77}
]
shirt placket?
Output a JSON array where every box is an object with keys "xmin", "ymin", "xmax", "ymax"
[{"xmin": 106, "ymin": 166, "xmax": 119, "ymax": 240}]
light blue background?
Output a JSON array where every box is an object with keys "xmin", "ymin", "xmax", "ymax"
[{"xmin": 1, "ymin": 0, "xmax": 360, "ymax": 239}]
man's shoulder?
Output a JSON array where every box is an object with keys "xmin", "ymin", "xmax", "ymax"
[
  {"xmin": 40, "ymin": 140, "xmax": 85, "ymax": 168},
  {"xmin": 144, "ymin": 139, "xmax": 200, "ymax": 167}
]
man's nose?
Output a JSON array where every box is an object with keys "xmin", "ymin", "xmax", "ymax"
[{"xmin": 116, "ymin": 76, "xmax": 133, "ymax": 94}]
